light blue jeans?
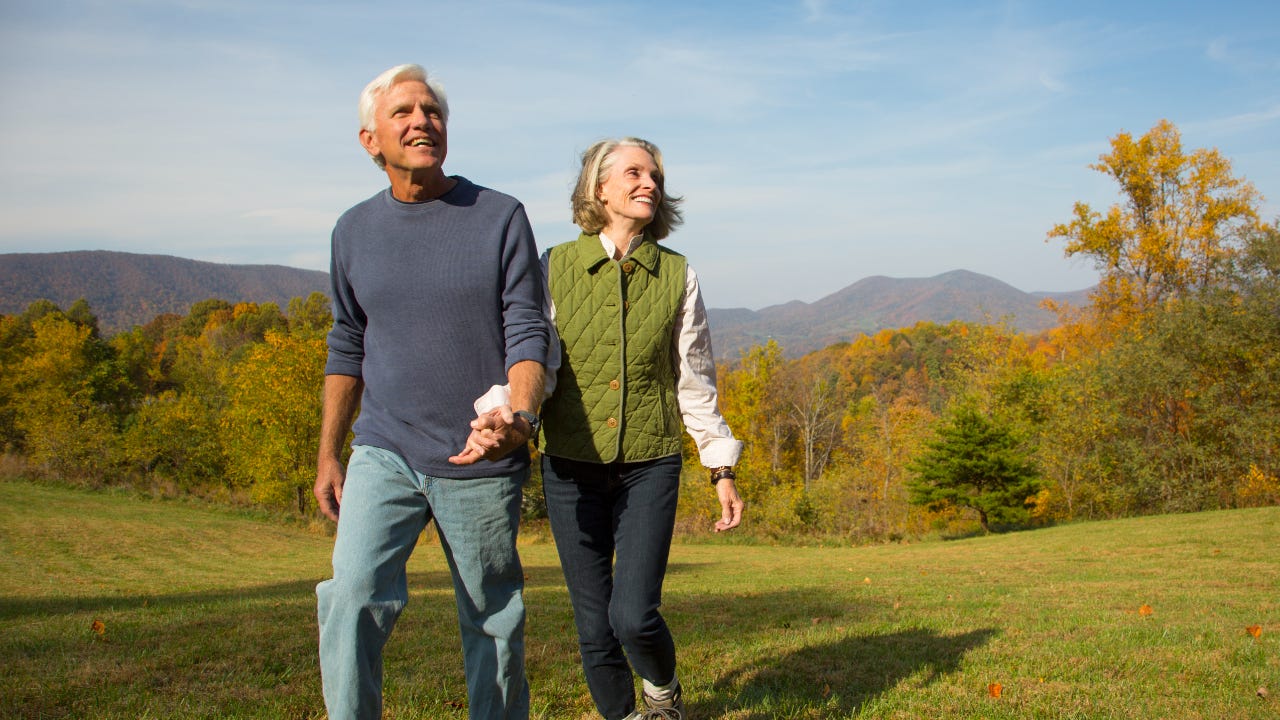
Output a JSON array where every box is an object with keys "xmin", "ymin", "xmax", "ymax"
[{"xmin": 316, "ymin": 444, "xmax": 529, "ymax": 720}]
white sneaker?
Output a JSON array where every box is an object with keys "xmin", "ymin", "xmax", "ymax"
[{"xmin": 640, "ymin": 683, "xmax": 684, "ymax": 719}]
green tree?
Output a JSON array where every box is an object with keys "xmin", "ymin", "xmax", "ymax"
[
  {"xmin": 287, "ymin": 292, "xmax": 333, "ymax": 338},
  {"xmin": 907, "ymin": 403, "xmax": 1042, "ymax": 532},
  {"xmin": 1081, "ymin": 222, "xmax": 1280, "ymax": 513},
  {"xmin": 122, "ymin": 390, "xmax": 226, "ymax": 488},
  {"xmin": 0, "ymin": 314, "xmax": 31, "ymax": 450}
]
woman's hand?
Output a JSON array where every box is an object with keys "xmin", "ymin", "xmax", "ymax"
[
  {"xmin": 714, "ymin": 477, "xmax": 745, "ymax": 532},
  {"xmin": 448, "ymin": 405, "xmax": 533, "ymax": 465}
]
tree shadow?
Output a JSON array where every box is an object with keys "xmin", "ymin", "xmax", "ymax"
[
  {"xmin": 709, "ymin": 626, "xmax": 998, "ymax": 718},
  {"xmin": 0, "ymin": 562, "xmax": 570, "ymax": 619},
  {"xmin": 3, "ymin": 559, "xmax": 997, "ymax": 719},
  {"xmin": 0, "ymin": 579, "xmax": 326, "ymax": 618}
]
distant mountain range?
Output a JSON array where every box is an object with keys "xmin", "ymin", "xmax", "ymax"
[
  {"xmin": 0, "ymin": 251, "xmax": 329, "ymax": 335},
  {"xmin": 709, "ymin": 269, "xmax": 1091, "ymax": 357},
  {"xmin": 0, "ymin": 251, "xmax": 1091, "ymax": 356}
]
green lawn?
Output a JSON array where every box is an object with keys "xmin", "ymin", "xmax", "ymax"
[{"xmin": 1, "ymin": 478, "xmax": 1276, "ymax": 719}]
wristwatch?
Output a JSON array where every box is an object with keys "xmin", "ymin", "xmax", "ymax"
[
  {"xmin": 710, "ymin": 466, "xmax": 736, "ymax": 485},
  {"xmin": 513, "ymin": 410, "xmax": 541, "ymax": 437}
]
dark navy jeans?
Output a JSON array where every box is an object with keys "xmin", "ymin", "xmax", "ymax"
[{"xmin": 541, "ymin": 453, "xmax": 682, "ymax": 720}]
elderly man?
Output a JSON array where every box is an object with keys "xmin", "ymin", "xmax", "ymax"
[{"xmin": 314, "ymin": 63, "xmax": 547, "ymax": 720}]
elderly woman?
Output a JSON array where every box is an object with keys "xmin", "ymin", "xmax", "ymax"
[{"xmin": 536, "ymin": 137, "xmax": 745, "ymax": 720}]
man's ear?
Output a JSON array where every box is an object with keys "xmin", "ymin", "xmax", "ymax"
[{"xmin": 358, "ymin": 128, "xmax": 380, "ymax": 160}]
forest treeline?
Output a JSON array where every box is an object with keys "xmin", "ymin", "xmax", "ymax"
[{"xmin": 2, "ymin": 120, "xmax": 1277, "ymax": 540}]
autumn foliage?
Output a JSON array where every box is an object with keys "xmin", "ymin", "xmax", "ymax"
[{"xmin": 1, "ymin": 121, "xmax": 1278, "ymax": 535}]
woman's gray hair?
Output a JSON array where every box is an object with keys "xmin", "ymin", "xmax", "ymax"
[
  {"xmin": 357, "ymin": 64, "xmax": 450, "ymax": 169},
  {"xmin": 571, "ymin": 137, "xmax": 684, "ymax": 241}
]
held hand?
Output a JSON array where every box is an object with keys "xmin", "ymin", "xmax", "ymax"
[
  {"xmin": 314, "ymin": 458, "xmax": 346, "ymax": 522},
  {"xmin": 448, "ymin": 405, "xmax": 530, "ymax": 465},
  {"xmin": 714, "ymin": 477, "xmax": 745, "ymax": 532}
]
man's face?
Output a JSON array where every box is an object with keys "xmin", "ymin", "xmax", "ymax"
[{"xmin": 359, "ymin": 80, "xmax": 447, "ymax": 176}]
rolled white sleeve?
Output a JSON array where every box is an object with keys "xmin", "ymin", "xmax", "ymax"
[{"xmin": 673, "ymin": 265, "xmax": 743, "ymax": 468}]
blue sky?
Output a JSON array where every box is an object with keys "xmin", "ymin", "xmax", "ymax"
[{"xmin": 1, "ymin": 1, "xmax": 1277, "ymax": 310}]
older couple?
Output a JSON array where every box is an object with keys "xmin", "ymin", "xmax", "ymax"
[{"xmin": 314, "ymin": 64, "xmax": 744, "ymax": 720}]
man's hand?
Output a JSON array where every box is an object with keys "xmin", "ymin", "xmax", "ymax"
[
  {"xmin": 714, "ymin": 477, "xmax": 745, "ymax": 532},
  {"xmin": 314, "ymin": 457, "xmax": 346, "ymax": 522},
  {"xmin": 448, "ymin": 405, "xmax": 532, "ymax": 465}
]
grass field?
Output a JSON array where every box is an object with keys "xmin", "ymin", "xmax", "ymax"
[{"xmin": 1, "ymin": 478, "xmax": 1276, "ymax": 719}]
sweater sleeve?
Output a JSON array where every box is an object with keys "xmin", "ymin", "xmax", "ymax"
[
  {"xmin": 324, "ymin": 223, "xmax": 366, "ymax": 378},
  {"xmin": 499, "ymin": 204, "xmax": 549, "ymax": 370},
  {"xmin": 472, "ymin": 247, "xmax": 560, "ymax": 415}
]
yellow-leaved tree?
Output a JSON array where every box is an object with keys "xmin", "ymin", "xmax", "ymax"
[
  {"xmin": 221, "ymin": 330, "xmax": 327, "ymax": 512},
  {"xmin": 1048, "ymin": 119, "xmax": 1262, "ymax": 326},
  {"xmin": 12, "ymin": 314, "xmax": 119, "ymax": 477}
]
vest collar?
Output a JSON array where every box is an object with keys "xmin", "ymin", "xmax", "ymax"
[{"xmin": 576, "ymin": 232, "xmax": 660, "ymax": 275}]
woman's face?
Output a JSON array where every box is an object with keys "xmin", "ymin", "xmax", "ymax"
[{"xmin": 597, "ymin": 145, "xmax": 661, "ymax": 232}]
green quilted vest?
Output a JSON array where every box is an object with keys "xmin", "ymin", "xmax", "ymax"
[{"xmin": 539, "ymin": 233, "xmax": 687, "ymax": 463}]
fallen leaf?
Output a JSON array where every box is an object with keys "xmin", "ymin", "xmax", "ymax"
[
  {"xmin": 91, "ymin": 619, "xmax": 106, "ymax": 636},
  {"xmin": 822, "ymin": 683, "xmax": 831, "ymax": 698},
  {"xmin": 1246, "ymin": 625, "xmax": 1262, "ymax": 638},
  {"xmin": 988, "ymin": 682, "xmax": 1002, "ymax": 698},
  {"xmin": 1139, "ymin": 604, "xmax": 1154, "ymax": 616},
  {"xmin": 1258, "ymin": 686, "xmax": 1269, "ymax": 700}
]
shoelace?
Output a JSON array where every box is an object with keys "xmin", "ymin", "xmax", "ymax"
[{"xmin": 639, "ymin": 708, "xmax": 682, "ymax": 720}]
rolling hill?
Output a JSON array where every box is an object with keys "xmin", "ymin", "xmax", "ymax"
[
  {"xmin": 0, "ymin": 251, "xmax": 330, "ymax": 335},
  {"xmin": 708, "ymin": 269, "xmax": 1091, "ymax": 357},
  {"xmin": 0, "ymin": 251, "xmax": 1091, "ymax": 354}
]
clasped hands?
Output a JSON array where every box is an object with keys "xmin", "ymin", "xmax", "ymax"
[{"xmin": 448, "ymin": 405, "xmax": 534, "ymax": 465}]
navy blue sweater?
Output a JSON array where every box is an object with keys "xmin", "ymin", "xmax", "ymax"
[{"xmin": 325, "ymin": 178, "xmax": 548, "ymax": 478}]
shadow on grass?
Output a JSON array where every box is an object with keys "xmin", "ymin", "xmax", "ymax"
[
  {"xmin": 0, "ymin": 563, "xmax": 572, "ymax": 619},
  {"xmin": 710, "ymin": 626, "xmax": 998, "ymax": 718},
  {"xmin": 3, "ymin": 559, "xmax": 996, "ymax": 719}
]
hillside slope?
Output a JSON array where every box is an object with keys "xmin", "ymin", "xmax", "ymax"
[
  {"xmin": 709, "ymin": 269, "xmax": 1091, "ymax": 357},
  {"xmin": 0, "ymin": 250, "xmax": 329, "ymax": 334}
]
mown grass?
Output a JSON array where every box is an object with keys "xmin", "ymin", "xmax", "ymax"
[{"xmin": 1, "ymin": 477, "xmax": 1276, "ymax": 719}]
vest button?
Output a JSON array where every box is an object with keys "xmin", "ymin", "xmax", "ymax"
[
  {"xmin": 621, "ymin": 261, "xmax": 635, "ymax": 273},
  {"xmin": 609, "ymin": 379, "xmax": 620, "ymax": 390},
  {"xmin": 606, "ymin": 417, "xmax": 618, "ymax": 428}
]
